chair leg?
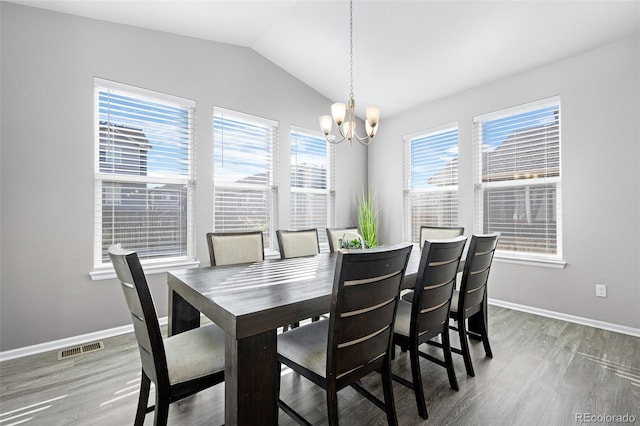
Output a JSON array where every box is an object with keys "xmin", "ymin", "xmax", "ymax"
[
  {"xmin": 409, "ymin": 344, "xmax": 428, "ymax": 419},
  {"xmin": 479, "ymin": 313, "xmax": 493, "ymax": 358},
  {"xmin": 326, "ymin": 387, "xmax": 339, "ymax": 426},
  {"xmin": 153, "ymin": 390, "xmax": 170, "ymax": 426},
  {"xmin": 381, "ymin": 362, "xmax": 398, "ymax": 426},
  {"xmin": 134, "ymin": 372, "xmax": 151, "ymax": 426},
  {"xmin": 441, "ymin": 330, "xmax": 459, "ymax": 391},
  {"xmin": 458, "ymin": 321, "xmax": 475, "ymax": 377}
]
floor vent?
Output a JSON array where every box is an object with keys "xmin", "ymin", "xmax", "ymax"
[{"xmin": 58, "ymin": 341, "xmax": 104, "ymax": 360}]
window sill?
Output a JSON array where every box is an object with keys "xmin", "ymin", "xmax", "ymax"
[
  {"xmin": 90, "ymin": 258, "xmax": 200, "ymax": 281},
  {"xmin": 493, "ymin": 253, "xmax": 566, "ymax": 269}
]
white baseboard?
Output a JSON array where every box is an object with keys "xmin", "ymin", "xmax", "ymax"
[
  {"xmin": 0, "ymin": 317, "xmax": 168, "ymax": 362},
  {"xmin": 2, "ymin": 303, "xmax": 639, "ymax": 362},
  {"xmin": 488, "ymin": 298, "xmax": 640, "ymax": 337}
]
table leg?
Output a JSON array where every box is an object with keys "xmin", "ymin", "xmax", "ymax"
[
  {"xmin": 225, "ymin": 329, "xmax": 279, "ymax": 425},
  {"xmin": 168, "ymin": 288, "xmax": 200, "ymax": 336}
]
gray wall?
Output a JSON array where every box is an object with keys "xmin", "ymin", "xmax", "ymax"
[
  {"xmin": 370, "ymin": 37, "xmax": 640, "ymax": 329},
  {"xmin": 0, "ymin": 3, "xmax": 367, "ymax": 351}
]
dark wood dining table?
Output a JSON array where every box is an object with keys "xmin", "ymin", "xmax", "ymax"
[{"xmin": 167, "ymin": 244, "xmax": 477, "ymax": 425}]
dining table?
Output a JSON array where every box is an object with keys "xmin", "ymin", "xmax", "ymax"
[{"xmin": 167, "ymin": 244, "xmax": 479, "ymax": 425}]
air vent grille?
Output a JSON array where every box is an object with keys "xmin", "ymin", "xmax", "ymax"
[{"xmin": 58, "ymin": 341, "xmax": 104, "ymax": 360}]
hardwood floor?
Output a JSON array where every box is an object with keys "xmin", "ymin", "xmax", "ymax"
[{"xmin": 1, "ymin": 306, "xmax": 639, "ymax": 425}]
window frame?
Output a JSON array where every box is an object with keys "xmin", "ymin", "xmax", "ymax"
[
  {"xmin": 212, "ymin": 107, "xmax": 279, "ymax": 253},
  {"xmin": 473, "ymin": 96, "xmax": 565, "ymax": 268},
  {"xmin": 289, "ymin": 126, "xmax": 336, "ymax": 251},
  {"xmin": 91, "ymin": 79, "xmax": 198, "ymax": 280},
  {"xmin": 403, "ymin": 123, "xmax": 461, "ymax": 244}
]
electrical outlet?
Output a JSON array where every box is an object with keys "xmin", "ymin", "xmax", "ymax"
[{"xmin": 595, "ymin": 284, "xmax": 607, "ymax": 298}]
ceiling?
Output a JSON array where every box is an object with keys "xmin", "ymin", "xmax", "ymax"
[{"xmin": 7, "ymin": 0, "xmax": 640, "ymax": 118}]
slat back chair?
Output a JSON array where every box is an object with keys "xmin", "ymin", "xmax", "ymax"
[
  {"xmin": 392, "ymin": 236, "xmax": 467, "ymax": 419},
  {"xmin": 277, "ymin": 244, "xmax": 413, "ymax": 426},
  {"xmin": 276, "ymin": 228, "xmax": 320, "ymax": 259},
  {"xmin": 419, "ymin": 226, "xmax": 464, "ymax": 248},
  {"xmin": 326, "ymin": 227, "xmax": 359, "ymax": 253},
  {"xmin": 449, "ymin": 233, "xmax": 500, "ymax": 377},
  {"xmin": 108, "ymin": 245, "xmax": 225, "ymax": 426},
  {"xmin": 206, "ymin": 231, "xmax": 264, "ymax": 266}
]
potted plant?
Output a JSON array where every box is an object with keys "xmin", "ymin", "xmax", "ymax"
[{"xmin": 357, "ymin": 188, "xmax": 378, "ymax": 248}]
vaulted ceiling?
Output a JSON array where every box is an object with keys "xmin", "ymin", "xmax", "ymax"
[{"xmin": 7, "ymin": 0, "xmax": 640, "ymax": 118}]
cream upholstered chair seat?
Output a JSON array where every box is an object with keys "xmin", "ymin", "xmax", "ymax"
[
  {"xmin": 391, "ymin": 299, "xmax": 412, "ymax": 337},
  {"xmin": 206, "ymin": 231, "xmax": 264, "ymax": 266},
  {"xmin": 276, "ymin": 228, "xmax": 320, "ymax": 259},
  {"xmin": 278, "ymin": 320, "xmax": 328, "ymax": 377},
  {"xmin": 164, "ymin": 324, "xmax": 225, "ymax": 385}
]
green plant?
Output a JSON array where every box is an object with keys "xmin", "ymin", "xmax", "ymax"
[
  {"xmin": 357, "ymin": 188, "xmax": 378, "ymax": 248},
  {"xmin": 338, "ymin": 238, "xmax": 364, "ymax": 249}
]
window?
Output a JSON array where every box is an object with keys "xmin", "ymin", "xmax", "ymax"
[
  {"xmin": 473, "ymin": 97, "xmax": 562, "ymax": 263},
  {"xmin": 403, "ymin": 125, "xmax": 460, "ymax": 244},
  {"xmin": 213, "ymin": 108, "xmax": 278, "ymax": 250},
  {"xmin": 93, "ymin": 79, "xmax": 195, "ymax": 275},
  {"xmin": 290, "ymin": 127, "xmax": 335, "ymax": 250}
]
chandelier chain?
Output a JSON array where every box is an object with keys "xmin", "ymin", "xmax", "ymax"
[{"xmin": 349, "ymin": 0, "xmax": 354, "ymax": 100}]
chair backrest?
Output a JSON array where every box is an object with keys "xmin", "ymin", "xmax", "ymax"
[
  {"xmin": 326, "ymin": 227, "xmax": 360, "ymax": 253},
  {"xmin": 327, "ymin": 244, "xmax": 413, "ymax": 389},
  {"xmin": 458, "ymin": 233, "xmax": 500, "ymax": 318},
  {"xmin": 419, "ymin": 226, "xmax": 465, "ymax": 248},
  {"xmin": 108, "ymin": 245, "xmax": 168, "ymax": 388},
  {"xmin": 410, "ymin": 236, "xmax": 467, "ymax": 342},
  {"xmin": 276, "ymin": 228, "xmax": 320, "ymax": 259},
  {"xmin": 206, "ymin": 231, "xmax": 264, "ymax": 266}
]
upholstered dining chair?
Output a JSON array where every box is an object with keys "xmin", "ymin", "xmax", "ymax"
[
  {"xmin": 206, "ymin": 230, "xmax": 264, "ymax": 266},
  {"xmin": 419, "ymin": 226, "xmax": 465, "ymax": 248},
  {"xmin": 326, "ymin": 227, "xmax": 359, "ymax": 253},
  {"xmin": 392, "ymin": 236, "xmax": 467, "ymax": 420},
  {"xmin": 277, "ymin": 244, "xmax": 413, "ymax": 426},
  {"xmin": 445, "ymin": 233, "xmax": 500, "ymax": 377},
  {"xmin": 276, "ymin": 228, "xmax": 320, "ymax": 259},
  {"xmin": 276, "ymin": 228, "xmax": 321, "ymax": 329},
  {"xmin": 108, "ymin": 245, "xmax": 225, "ymax": 426}
]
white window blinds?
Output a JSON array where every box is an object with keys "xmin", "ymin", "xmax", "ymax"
[
  {"xmin": 404, "ymin": 126, "xmax": 459, "ymax": 244},
  {"xmin": 213, "ymin": 107, "xmax": 279, "ymax": 250},
  {"xmin": 94, "ymin": 79, "xmax": 194, "ymax": 268},
  {"xmin": 473, "ymin": 97, "xmax": 562, "ymax": 260},
  {"xmin": 290, "ymin": 127, "xmax": 335, "ymax": 250}
]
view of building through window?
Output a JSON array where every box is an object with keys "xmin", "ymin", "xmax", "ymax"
[
  {"xmin": 474, "ymin": 99, "xmax": 561, "ymax": 259},
  {"xmin": 290, "ymin": 128, "xmax": 335, "ymax": 249},
  {"xmin": 213, "ymin": 108, "xmax": 279, "ymax": 250},
  {"xmin": 95, "ymin": 80, "xmax": 194, "ymax": 267},
  {"xmin": 404, "ymin": 126, "xmax": 459, "ymax": 244}
]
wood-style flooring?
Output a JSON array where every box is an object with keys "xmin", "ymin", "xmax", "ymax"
[{"xmin": 1, "ymin": 306, "xmax": 639, "ymax": 425}]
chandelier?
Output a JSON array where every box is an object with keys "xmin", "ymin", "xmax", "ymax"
[{"xmin": 319, "ymin": 0, "xmax": 380, "ymax": 146}]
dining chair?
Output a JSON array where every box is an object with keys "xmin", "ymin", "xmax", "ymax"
[
  {"xmin": 108, "ymin": 245, "xmax": 225, "ymax": 426},
  {"xmin": 419, "ymin": 225, "xmax": 465, "ymax": 248},
  {"xmin": 276, "ymin": 228, "xmax": 322, "ymax": 329},
  {"xmin": 276, "ymin": 228, "xmax": 320, "ymax": 259},
  {"xmin": 206, "ymin": 230, "xmax": 264, "ymax": 266},
  {"xmin": 391, "ymin": 236, "xmax": 467, "ymax": 419},
  {"xmin": 429, "ymin": 233, "xmax": 500, "ymax": 377},
  {"xmin": 326, "ymin": 227, "xmax": 359, "ymax": 252},
  {"xmin": 277, "ymin": 244, "xmax": 413, "ymax": 426}
]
